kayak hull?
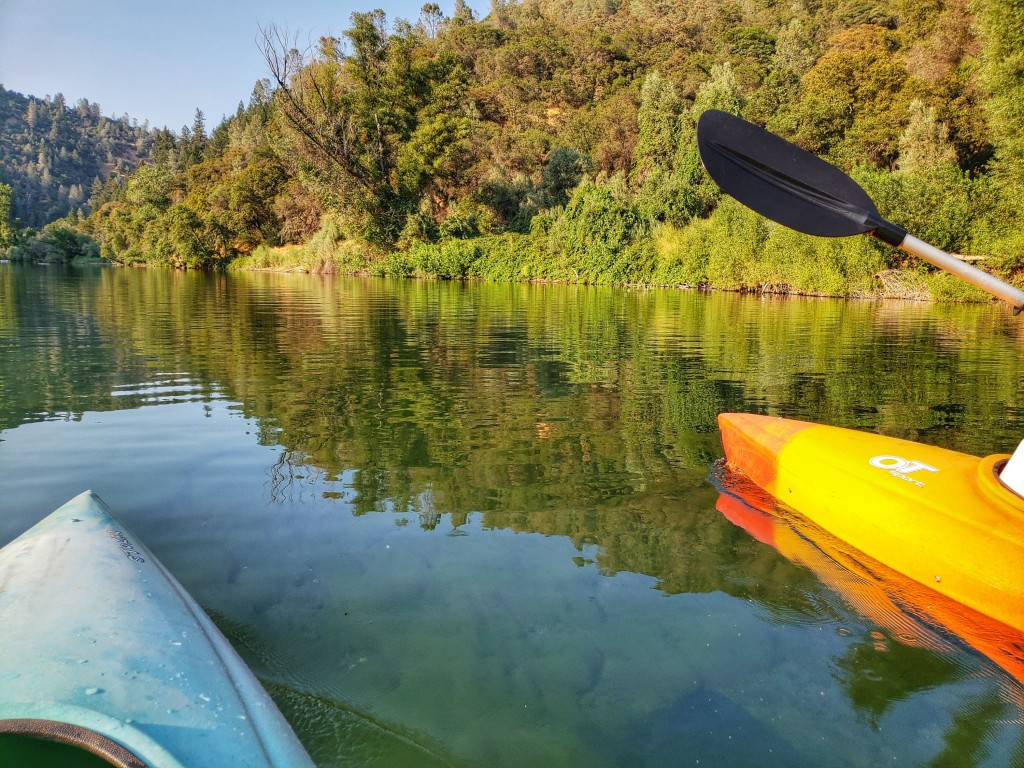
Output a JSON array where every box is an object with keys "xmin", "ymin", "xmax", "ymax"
[
  {"xmin": 0, "ymin": 491, "xmax": 314, "ymax": 767},
  {"xmin": 718, "ymin": 413, "xmax": 1024, "ymax": 633}
]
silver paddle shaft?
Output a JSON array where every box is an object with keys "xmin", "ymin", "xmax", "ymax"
[{"xmin": 898, "ymin": 234, "xmax": 1024, "ymax": 315}]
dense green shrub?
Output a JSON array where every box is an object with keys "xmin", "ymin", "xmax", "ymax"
[
  {"xmin": 650, "ymin": 198, "xmax": 890, "ymax": 296},
  {"xmin": 853, "ymin": 165, "xmax": 978, "ymax": 256},
  {"xmin": 407, "ymin": 238, "xmax": 481, "ymax": 278},
  {"xmin": 534, "ymin": 179, "xmax": 653, "ymax": 284},
  {"xmin": 759, "ymin": 227, "xmax": 886, "ymax": 297},
  {"xmin": 469, "ymin": 234, "xmax": 533, "ymax": 281},
  {"xmin": 8, "ymin": 220, "xmax": 101, "ymax": 263},
  {"xmin": 650, "ymin": 199, "xmax": 765, "ymax": 290}
]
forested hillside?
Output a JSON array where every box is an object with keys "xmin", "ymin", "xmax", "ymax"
[
  {"xmin": 0, "ymin": 87, "xmax": 158, "ymax": 228},
  {"xmin": 7, "ymin": 0, "xmax": 1024, "ymax": 300}
]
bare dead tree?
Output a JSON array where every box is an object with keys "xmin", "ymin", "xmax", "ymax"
[{"xmin": 258, "ymin": 23, "xmax": 375, "ymax": 196}]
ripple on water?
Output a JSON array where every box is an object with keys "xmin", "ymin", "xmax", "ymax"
[{"xmin": 110, "ymin": 373, "xmax": 227, "ymax": 407}]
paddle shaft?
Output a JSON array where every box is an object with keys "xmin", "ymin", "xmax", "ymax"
[{"xmin": 889, "ymin": 232, "xmax": 1024, "ymax": 314}]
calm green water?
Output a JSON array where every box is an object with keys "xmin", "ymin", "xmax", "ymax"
[{"xmin": 1, "ymin": 263, "xmax": 1022, "ymax": 766}]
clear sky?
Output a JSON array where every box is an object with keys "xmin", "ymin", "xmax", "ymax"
[{"xmin": 0, "ymin": 0, "xmax": 484, "ymax": 132}]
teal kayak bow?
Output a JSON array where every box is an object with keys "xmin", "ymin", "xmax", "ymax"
[{"xmin": 0, "ymin": 491, "xmax": 314, "ymax": 767}]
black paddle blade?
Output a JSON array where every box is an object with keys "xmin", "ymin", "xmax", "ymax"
[{"xmin": 697, "ymin": 110, "xmax": 884, "ymax": 238}]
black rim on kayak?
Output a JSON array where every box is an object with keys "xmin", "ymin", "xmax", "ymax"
[{"xmin": 0, "ymin": 719, "xmax": 148, "ymax": 768}]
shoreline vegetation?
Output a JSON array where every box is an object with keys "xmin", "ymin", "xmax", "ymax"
[
  {"xmin": 224, "ymin": 209, "xmax": 991, "ymax": 305},
  {"xmin": 3, "ymin": 0, "xmax": 1023, "ymax": 304},
  {"xmin": 235, "ymin": 176, "xmax": 1003, "ymax": 299}
]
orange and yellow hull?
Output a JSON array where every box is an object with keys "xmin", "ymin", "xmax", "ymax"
[{"xmin": 718, "ymin": 413, "xmax": 1024, "ymax": 634}]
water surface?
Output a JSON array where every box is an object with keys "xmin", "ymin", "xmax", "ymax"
[{"xmin": 1, "ymin": 263, "xmax": 1022, "ymax": 766}]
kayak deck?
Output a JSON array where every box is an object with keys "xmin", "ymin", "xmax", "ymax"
[
  {"xmin": 0, "ymin": 491, "xmax": 314, "ymax": 767},
  {"xmin": 718, "ymin": 413, "xmax": 1024, "ymax": 633}
]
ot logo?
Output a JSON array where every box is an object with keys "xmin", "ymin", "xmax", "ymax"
[{"xmin": 868, "ymin": 455, "xmax": 939, "ymax": 487}]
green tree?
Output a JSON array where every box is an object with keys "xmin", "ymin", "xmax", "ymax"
[
  {"xmin": 261, "ymin": 15, "xmax": 416, "ymax": 244},
  {"xmin": 897, "ymin": 99, "xmax": 956, "ymax": 173},
  {"xmin": 632, "ymin": 72, "xmax": 689, "ymax": 226},
  {"xmin": 452, "ymin": 0, "xmax": 475, "ymax": 25},
  {"xmin": 179, "ymin": 109, "xmax": 208, "ymax": 168},
  {"xmin": 976, "ymin": 0, "xmax": 1024, "ymax": 189},
  {"xmin": 632, "ymin": 72, "xmax": 682, "ymax": 187},
  {"xmin": 536, "ymin": 176, "xmax": 653, "ymax": 284},
  {"xmin": 634, "ymin": 64, "xmax": 741, "ymax": 226},
  {"xmin": 0, "ymin": 182, "xmax": 15, "ymax": 249},
  {"xmin": 418, "ymin": 3, "xmax": 444, "ymax": 38},
  {"xmin": 535, "ymin": 146, "xmax": 591, "ymax": 208},
  {"xmin": 788, "ymin": 25, "xmax": 912, "ymax": 168},
  {"xmin": 162, "ymin": 205, "xmax": 210, "ymax": 267}
]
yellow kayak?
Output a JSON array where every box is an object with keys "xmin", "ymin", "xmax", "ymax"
[{"xmin": 718, "ymin": 413, "xmax": 1024, "ymax": 634}]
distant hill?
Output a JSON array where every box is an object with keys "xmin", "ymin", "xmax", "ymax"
[{"xmin": 0, "ymin": 85, "xmax": 158, "ymax": 228}]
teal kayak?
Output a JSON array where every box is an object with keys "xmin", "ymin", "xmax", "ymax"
[{"xmin": 0, "ymin": 491, "xmax": 314, "ymax": 767}]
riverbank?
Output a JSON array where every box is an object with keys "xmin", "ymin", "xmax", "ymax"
[
  {"xmin": 4, "ymin": 196, "xmax": 1012, "ymax": 306},
  {"xmin": 228, "ymin": 204, "xmax": 997, "ymax": 305}
]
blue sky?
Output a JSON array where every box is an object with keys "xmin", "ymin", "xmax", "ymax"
[{"xmin": 0, "ymin": 0, "xmax": 485, "ymax": 131}]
